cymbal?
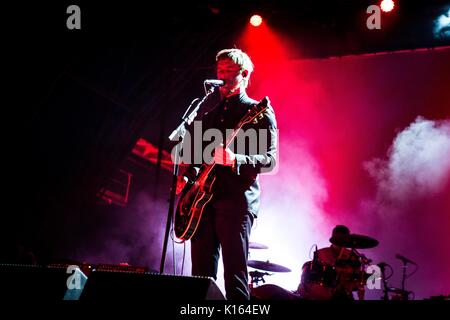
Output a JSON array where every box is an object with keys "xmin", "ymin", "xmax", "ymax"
[
  {"xmin": 249, "ymin": 242, "xmax": 269, "ymax": 249},
  {"xmin": 330, "ymin": 234, "xmax": 379, "ymax": 249},
  {"xmin": 248, "ymin": 260, "xmax": 291, "ymax": 273}
]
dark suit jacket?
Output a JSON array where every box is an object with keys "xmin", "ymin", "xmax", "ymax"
[{"xmin": 182, "ymin": 91, "xmax": 278, "ymax": 217}]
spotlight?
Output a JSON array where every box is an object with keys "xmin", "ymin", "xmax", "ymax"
[
  {"xmin": 250, "ymin": 14, "xmax": 263, "ymax": 27},
  {"xmin": 380, "ymin": 0, "xmax": 395, "ymax": 13},
  {"xmin": 434, "ymin": 8, "xmax": 450, "ymax": 39}
]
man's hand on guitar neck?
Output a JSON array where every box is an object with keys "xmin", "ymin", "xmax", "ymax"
[{"xmin": 214, "ymin": 143, "xmax": 236, "ymax": 167}]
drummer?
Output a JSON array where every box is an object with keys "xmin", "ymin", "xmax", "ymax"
[
  {"xmin": 318, "ymin": 225, "xmax": 353, "ymax": 264},
  {"xmin": 315, "ymin": 225, "xmax": 364, "ymax": 300}
]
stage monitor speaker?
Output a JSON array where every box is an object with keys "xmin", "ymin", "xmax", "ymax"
[
  {"xmin": 80, "ymin": 270, "xmax": 225, "ymax": 300},
  {"xmin": 0, "ymin": 264, "xmax": 87, "ymax": 300}
]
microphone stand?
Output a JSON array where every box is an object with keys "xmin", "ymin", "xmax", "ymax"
[
  {"xmin": 159, "ymin": 85, "xmax": 217, "ymax": 274},
  {"xmin": 400, "ymin": 260, "xmax": 409, "ymax": 300}
]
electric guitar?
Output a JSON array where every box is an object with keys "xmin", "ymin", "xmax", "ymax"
[{"xmin": 174, "ymin": 96, "xmax": 269, "ymax": 241}]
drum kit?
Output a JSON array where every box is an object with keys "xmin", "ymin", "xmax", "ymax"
[
  {"xmin": 247, "ymin": 234, "xmax": 388, "ymax": 300},
  {"xmin": 247, "ymin": 242, "xmax": 294, "ymax": 299}
]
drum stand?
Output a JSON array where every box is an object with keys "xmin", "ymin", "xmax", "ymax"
[
  {"xmin": 379, "ymin": 261, "xmax": 413, "ymax": 300},
  {"xmin": 249, "ymin": 271, "xmax": 270, "ymax": 291},
  {"xmin": 349, "ymin": 249, "xmax": 371, "ymax": 300},
  {"xmin": 379, "ymin": 263, "xmax": 390, "ymax": 301}
]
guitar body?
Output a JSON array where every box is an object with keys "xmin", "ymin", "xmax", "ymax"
[
  {"xmin": 175, "ymin": 164, "xmax": 216, "ymax": 241},
  {"xmin": 174, "ymin": 96, "xmax": 269, "ymax": 241}
]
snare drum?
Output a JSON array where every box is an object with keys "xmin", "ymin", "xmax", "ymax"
[{"xmin": 297, "ymin": 260, "xmax": 338, "ymax": 300}]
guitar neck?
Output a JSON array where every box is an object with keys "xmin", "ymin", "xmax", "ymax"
[{"xmin": 206, "ymin": 99, "xmax": 267, "ymax": 171}]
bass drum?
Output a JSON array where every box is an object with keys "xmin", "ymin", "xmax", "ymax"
[
  {"xmin": 251, "ymin": 284, "xmax": 300, "ymax": 300},
  {"xmin": 296, "ymin": 261, "xmax": 337, "ymax": 300}
]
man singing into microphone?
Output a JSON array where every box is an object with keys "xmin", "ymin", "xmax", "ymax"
[{"xmin": 176, "ymin": 48, "xmax": 278, "ymax": 300}]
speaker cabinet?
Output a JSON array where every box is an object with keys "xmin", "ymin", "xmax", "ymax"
[
  {"xmin": 80, "ymin": 270, "xmax": 225, "ymax": 300},
  {"xmin": 0, "ymin": 264, "xmax": 87, "ymax": 300}
]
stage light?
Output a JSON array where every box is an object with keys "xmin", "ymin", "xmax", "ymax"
[
  {"xmin": 250, "ymin": 14, "xmax": 263, "ymax": 27},
  {"xmin": 380, "ymin": 0, "xmax": 395, "ymax": 13},
  {"xmin": 433, "ymin": 8, "xmax": 450, "ymax": 39}
]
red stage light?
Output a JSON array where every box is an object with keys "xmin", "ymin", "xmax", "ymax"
[
  {"xmin": 250, "ymin": 15, "xmax": 263, "ymax": 27},
  {"xmin": 380, "ymin": 0, "xmax": 395, "ymax": 13}
]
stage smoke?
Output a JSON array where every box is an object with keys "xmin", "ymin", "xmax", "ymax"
[{"xmin": 365, "ymin": 116, "xmax": 450, "ymax": 205}]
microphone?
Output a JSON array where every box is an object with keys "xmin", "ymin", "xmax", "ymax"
[
  {"xmin": 395, "ymin": 254, "xmax": 417, "ymax": 266},
  {"xmin": 204, "ymin": 79, "xmax": 225, "ymax": 87}
]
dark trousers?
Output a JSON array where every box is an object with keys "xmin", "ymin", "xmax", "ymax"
[{"xmin": 191, "ymin": 201, "xmax": 254, "ymax": 300}]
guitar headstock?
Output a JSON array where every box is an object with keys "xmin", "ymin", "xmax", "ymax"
[{"xmin": 239, "ymin": 96, "xmax": 270, "ymax": 127}]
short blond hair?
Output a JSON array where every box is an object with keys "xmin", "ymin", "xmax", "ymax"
[{"xmin": 216, "ymin": 48, "xmax": 254, "ymax": 88}]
